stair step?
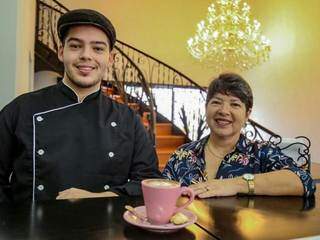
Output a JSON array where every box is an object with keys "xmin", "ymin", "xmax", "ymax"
[
  {"xmin": 156, "ymin": 123, "xmax": 172, "ymax": 135},
  {"xmin": 101, "ymin": 86, "xmax": 115, "ymax": 96},
  {"xmin": 128, "ymin": 102, "xmax": 140, "ymax": 111},
  {"xmin": 156, "ymin": 147, "xmax": 176, "ymax": 157},
  {"xmin": 112, "ymin": 95, "xmax": 125, "ymax": 104},
  {"xmin": 156, "ymin": 147, "xmax": 176, "ymax": 170},
  {"xmin": 156, "ymin": 147, "xmax": 177, "ymax": 153},
  {"xmin": 156, "ymin": 135, "xmax": 185, "ymax": 148}
]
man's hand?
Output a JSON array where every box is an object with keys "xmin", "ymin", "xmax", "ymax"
[
  {"xmin": 190, "ymin": 178, "xmax": 247, "ymax": 198},
  {"xmin": 56, "ymin": 187, "xmax": 118, "ymax": 200}
]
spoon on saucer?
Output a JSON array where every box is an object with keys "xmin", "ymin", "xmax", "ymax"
[{"xmin": 125, "ymin": 205, "xmax": 148, "ymax": 222}]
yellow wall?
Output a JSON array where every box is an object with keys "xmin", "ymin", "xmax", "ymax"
[
  {"xmin": 16, "ymin": 0, "xmax": 36, "ymax": 95},
  {"xmin": 60, "ymin": 0, "xmax": 320, "ymax": 163},
  {"xmin": 0, "ymin": 0, "xmax": 34, "ymax": 108}
]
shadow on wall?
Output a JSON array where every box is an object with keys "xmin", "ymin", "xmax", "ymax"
[{"xmin": 34, "ymin": 71, "xmax": 61, "ymax": 90}]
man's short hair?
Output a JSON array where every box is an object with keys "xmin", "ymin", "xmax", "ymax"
[{"xmin": 57, "ymin": 9, "xmax": 116, "ymax": 49}]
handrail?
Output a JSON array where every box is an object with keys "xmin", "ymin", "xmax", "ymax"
[
  {"xmin": 112, "ymin": 46, "xmax": 156, "ymax": 136},
  {"xmin": 116, "ymin": 40, "xmax": 205, "ymax": 91},
  {"xmin": 49, "ymin": 0, "xmax": 69, "ymax": 12}
]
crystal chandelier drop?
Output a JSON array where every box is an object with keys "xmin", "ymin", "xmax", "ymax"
[{"xmin": 187, "ymin": 0, "xmax": 271, "ymax": 71}]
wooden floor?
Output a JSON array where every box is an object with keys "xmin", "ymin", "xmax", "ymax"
[{"xmin": 312, "ymin": 162, "xmax": 320, "ymax": 180}]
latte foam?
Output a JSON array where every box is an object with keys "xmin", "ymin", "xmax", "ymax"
[{"xmin": 143, "ymin": 179, "xmax": 180, "ymax": 188}]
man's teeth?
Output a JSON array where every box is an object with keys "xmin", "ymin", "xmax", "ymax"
[{"xmin": 77, "ymin": 66, "xmax": 94, "ymax": 74}]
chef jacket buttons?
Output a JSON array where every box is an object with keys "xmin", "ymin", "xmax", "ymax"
[
  {"xmin": 108, "ymin": 152, "xmax": 114, "ymax": 158},
  {"xmin": 104, "ymin": 185, "xmax": 110, "ymax": 190},
  {"xmin": 36, "ymin": 116, "xmax": 44, "ymax": 122},
  {"xmin": 110, "ymin": 122, "xmax": 117, "ymax": 127},
  {"xmin": 37, "ymin": 149, "xmax": 45, "ymax": 155},
  {"xmin": 37, "ymin": 185, "xmax": 44, "ymax": 191}
]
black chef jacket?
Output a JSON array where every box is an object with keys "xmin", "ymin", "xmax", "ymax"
[{"xmin": 0, "ymin": 81, "xmax": 160, "ymax": 202}]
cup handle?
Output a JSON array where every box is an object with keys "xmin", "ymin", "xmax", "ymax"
[{"xmin": 173, "ymin": 187, "xmax": 195, "ymax": 214}]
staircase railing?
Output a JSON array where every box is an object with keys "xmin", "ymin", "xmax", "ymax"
[
  {"xmin": 35, "ymin": 0, "xmax": 310, "ymax": 171},
  {"xmin": 114, "ymin": 40, "xmax": 208, "ymax": 141},
  {"xmin": 36, "ymin": 0, "xmax": 66, "ymax": 55}
]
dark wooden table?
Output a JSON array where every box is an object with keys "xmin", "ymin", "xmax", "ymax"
[
  {"xmin": 0, "ymin": 186, "xmax": 319, "ymax": 240},
  {"xmin": 190, "ymin": 184, "xmax": 320, "ymax": 240},
  {"xmin": 0, "ymin": 197, "xmax": 215, "ymax": 240}
]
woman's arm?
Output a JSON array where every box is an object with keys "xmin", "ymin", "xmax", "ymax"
[
  {"xmin": 191, "ymin": 169, "xmax": 304, "ymax": 198},
  {"xmin": 260, "ymin": 143, "xmax": 316, "ymax": 197},
  {"xmin": 249, "ymin": 170, "xmax": 304, "ymax": 195}
]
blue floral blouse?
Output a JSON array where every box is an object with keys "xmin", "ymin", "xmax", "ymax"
[{"xmin": 162, "ymin": 135, "xmax": 316, "ymax": 197}]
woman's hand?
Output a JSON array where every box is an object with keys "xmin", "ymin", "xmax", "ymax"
[{"xmin": 190, "ymin": 178, "xmax": 247, "ymax": 198}]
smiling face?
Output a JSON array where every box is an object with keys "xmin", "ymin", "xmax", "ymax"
[
  {"xmin": 58, "ymin": 25, "xmax": 113, "ymax": 93},
  {"xmin": 206, "ymin": 93, "xmax": 251, "ymax": 140}
]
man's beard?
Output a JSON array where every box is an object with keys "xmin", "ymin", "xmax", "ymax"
[{"xmin": 65, "ymin": 70, "xmax": 102, "ymax": 89}]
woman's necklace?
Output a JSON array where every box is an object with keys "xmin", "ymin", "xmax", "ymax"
[
  {"xmin": 204, "ymin": 140, "xmax": 226, "ymax": 180},
  {"xmin": 205, "ymin": 140, "xmax": 226, "ymax": 159}
]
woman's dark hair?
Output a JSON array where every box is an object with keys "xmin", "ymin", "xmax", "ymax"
[{"xmin": 206, "ymin": 73, "xmax": 253, "ymax": 111}]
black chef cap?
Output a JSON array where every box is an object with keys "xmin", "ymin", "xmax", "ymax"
[{"xmin": 57, "ymin": 9, "xmax": 116, "ymax": 49}]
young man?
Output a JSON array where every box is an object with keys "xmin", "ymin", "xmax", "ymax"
[{"xmin": 0, "ymin": 9, "xmax": 160, "ymax": 203}]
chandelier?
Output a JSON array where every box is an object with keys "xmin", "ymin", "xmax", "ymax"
[{"xmin": 187, "ymin": 0, "xmax": 271, "ymax": 71}]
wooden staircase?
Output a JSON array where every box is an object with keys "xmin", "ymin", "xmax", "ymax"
[
  {"xmin": 156, "ymin": 123, "xmax": 186, "ymax": 170},
  {"xmin": 101, "ymin": 83, "xmax": 187, "ymax": 171}
]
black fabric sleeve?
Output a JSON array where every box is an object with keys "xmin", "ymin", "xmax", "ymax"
[{"xmin": 0, "ymin": 103, "xmax": 17, "ymax": 202}]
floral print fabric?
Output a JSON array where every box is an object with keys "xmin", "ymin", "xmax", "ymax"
[{"xmin": 162, "ymin": 135, "xmax": 316, "ymax": 197}]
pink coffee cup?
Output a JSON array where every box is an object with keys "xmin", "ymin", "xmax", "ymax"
[{"xmin": 141, "ymin": 179, "xmax": 194, "ymax": 225}]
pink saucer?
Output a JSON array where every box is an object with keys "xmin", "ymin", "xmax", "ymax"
[{"xmin": 123, "ymin": 206, "xmax": 197, "ymax": 233}]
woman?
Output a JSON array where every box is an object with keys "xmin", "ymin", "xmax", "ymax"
[{"xmin": 162, "ymin": 73, "xmax": 315, "ymax": 198}]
